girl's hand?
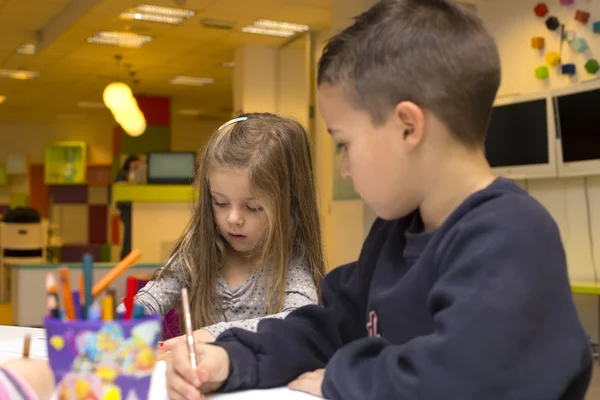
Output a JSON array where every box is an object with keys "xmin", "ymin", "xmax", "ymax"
[
  {"xmin": 288, "ymin": 369, "xmax": 326, "ymax": 398},
  {"xmin": 158, "ymin": 330, "xmax": 216, "ymax": 360},
  {"xmin": 166, "ymin": 338, "xmax": 230, "ymax": 400},
  {"xmin": 2, "ymin": 358, "xmax": 55, "ymax": 400}
]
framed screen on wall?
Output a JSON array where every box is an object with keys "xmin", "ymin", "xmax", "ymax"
[
  {"xmin": 147, "ymin": 152, "xmax": 197, "ymax": 184},
  {"xmin": 485, "ymin": 93, "xmax": 557, "ymax": 179},
  {"xmin": 554, "ymin": 80, "xmax": 600, "ymax": 177}
]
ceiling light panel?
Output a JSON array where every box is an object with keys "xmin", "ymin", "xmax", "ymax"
[
  {"xmin": 16, "ymin": 43, "xmax": 36, "ymax": 55},
  {"xmin": 169, "ymin": 76, "xmax": 214, "ymax": 86},
  {"xmin": 135, "ymin": 4, "xmax": 195, "ymax": 18},
  {"xmin": 120, "ymin": 11, "xmax": 184, "ymax": 24},
  {"xmin": 241, "ymin": 26, "xmax": 295, "ymax": 37},
  {"xmin": 87, "ymin": 31, "xmax": 152, "ymax": 48},
  {"xmin": 252, "ymin": 19, "xmax": 309, "ymax": 32},
  {"xmin": 0, "ymin": 69, "xmax": 39, "ymax": 80}
]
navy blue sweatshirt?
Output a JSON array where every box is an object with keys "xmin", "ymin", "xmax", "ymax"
[{"xmin": 214, "ymin": 178, "xmax": 592, "ymax": 399}]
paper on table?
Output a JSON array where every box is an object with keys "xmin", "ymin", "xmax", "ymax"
[
  {"xmin": 151, "ymin": 361, "xmax": 320, "ymax": 399},
  {"xmin": 0, "ymin": 337, "xmax": 47, "ymax": 358}
]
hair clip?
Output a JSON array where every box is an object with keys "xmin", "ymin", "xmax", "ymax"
[{"xmin": 218, "ymin": 116, "xmax": 248, "ymax": 130}]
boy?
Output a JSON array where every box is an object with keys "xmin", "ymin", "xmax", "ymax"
[{"xmin": 166, "ymin": 0, "xmax": 593, "ymax": 399}]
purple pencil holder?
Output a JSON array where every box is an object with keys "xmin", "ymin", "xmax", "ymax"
[{"xmin": 44, "ymin": 315, "xmax": 163, "ymax": 400}]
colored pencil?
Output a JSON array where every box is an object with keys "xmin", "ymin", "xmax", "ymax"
[
  {"xmin": 92, "ymin": 249, "xmax": 141, "ymax": 297},
  {"xmin": 57, "ymin": 267, "xmax": 76, "ymax": 320},
  {"xmin": 82, "ymin": 253, "xmax": 94, "ymax": 319},
  {"xmin": 181, "ymin": 288, "xmax": 197, "ymax": 370}
]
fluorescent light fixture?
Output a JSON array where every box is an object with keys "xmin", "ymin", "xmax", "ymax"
[
  {"xmin": 241, "ymin": 19, "xmax": 309, "ymax": 37},
  {"xmin": 177, "ymin": 109, "xmax": 204, "ymax": 116},
  {"xmin": 241, "ymin": 26, "xmax": 295, "ymax": 37},
  {"xmin": 120, "ymin": 11, "xmax": 184, "ymax": 24},
  {"xmin": 87, "ymin": 31, "xmax": 152, "ymax": 48},
  {"xmin": 0, "ymin": 69, "xmax": 39, "ymax": 80},
  {"xmin": 16, "ymin": 43, "xmax": 36, "ymax": 55},
  {"xmin": 252, "ymin": 19, "xmax": 309, "ymax": 33},
  {"xmin": 135, "ymin": 4, "xmax": 194, "ymax": 18},
  {"xmin": 169, "ymin": 76, "xmax": 214, "ymax": 86},
  {"xmin": 78, "ymin": 101, "xmax": 106, "ymax": 109},
  {"xmin": 0, "ymin": 96, "xmax": 6, "ymax": 104}
]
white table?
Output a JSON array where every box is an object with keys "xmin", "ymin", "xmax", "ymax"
[{"xmin": 0, "ymin": 325, "xmax": 317, "ymax": 399}]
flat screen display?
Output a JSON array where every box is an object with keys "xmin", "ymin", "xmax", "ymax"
[
  {"xmin": 147, "ymin": 152, "xmax": 196, "ymax": 184},
  {"xmin": 485, "ymin": 98, "xmax": 549, "ymax": 167},
  {"xmin": 555, "ymin": 88, "xmax": 600, "ymax": 163}
]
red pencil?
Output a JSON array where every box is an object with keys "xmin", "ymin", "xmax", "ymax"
[{"xmin": 124, "ymin": 276, "xmax": 138, "ymax": 319}]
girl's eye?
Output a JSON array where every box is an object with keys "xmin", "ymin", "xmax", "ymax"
[
  {"xmin": 213, "ymin": 201, "xmax": 228, "ymax": 207},
  {"xmin": 336, "ymin": 143, "xmax": 346, "ymax": 154},
  {"xmin": 246, "ymin": 205, "xmax": 264, "ymax": 213}
]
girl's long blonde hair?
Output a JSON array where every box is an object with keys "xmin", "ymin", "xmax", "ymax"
[{"xmin": 159, "ymin": 113, "xmax": 325, "ymax": 328}]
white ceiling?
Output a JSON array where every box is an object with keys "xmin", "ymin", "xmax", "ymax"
[{"xmin": 0, "ymin": 0, "xmax": 331, "ymax": 122}]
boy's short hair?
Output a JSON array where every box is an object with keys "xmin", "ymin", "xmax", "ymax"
[{"xmin": 317, "ymin": 0, "xmax": 501, "ymax": 147}]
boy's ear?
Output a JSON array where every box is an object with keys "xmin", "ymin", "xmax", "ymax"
[{"xmin": 394, "ymin": 101, "xmax": 426, "ymax": 151}]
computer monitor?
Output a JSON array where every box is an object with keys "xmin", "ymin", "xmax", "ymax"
[
  {"xmin": 485, "ymin": 92, "xmax": 557, "ymax": 179},
  {"xmin": 554, "ymin": 80, "xmax": 600, "ymax": 177},
  {"xmin": 147, "ymin": 152, "xmax": 197, "ymax": 184}
]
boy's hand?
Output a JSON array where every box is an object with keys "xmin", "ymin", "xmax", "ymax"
[
  {"xmin": 166, "ymin": 338, "xmax": 230, "ymax": 400},
  {"xmin": 288, "ymin": 368, "xmax": 325, "ymax": 398},
  {"xmin": 158, "ymin": 329, "xmax": 216, "ymax": 359}
]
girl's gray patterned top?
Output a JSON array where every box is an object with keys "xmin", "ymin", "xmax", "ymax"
[{"xmin": 129, "ymin": 258, "xmax": 318, "ymax": 338}]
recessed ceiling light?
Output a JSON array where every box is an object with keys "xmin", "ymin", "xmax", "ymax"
[
  {"xmin": 169, "ymin": 76, "xmax": 214, "ymax": 86},
  {"xmin": 241, "ymin": 26, "xmax": 295, "ymax": 37},
  {"xmin": 241, "ymin": 19, "xmax": 309, "ymax": 37},
  {"xmin": 252, "ymin": 19, "xmax": 309, "ymax": 33},
  {"xmin": 87, "ymin": 31, "xmax": 152, "ymax": 48},
  {"xmin": 0, "ymin": 96, "xmax": 6, "ymax": 104},
  {"xmin": 119, "ymin": 4, "xmax": 195, "ymax": 25},
  {"xmin": 135, "ymin": 4, "xmax": 194, "ymax": 18},
  {"xmin": 0, "ymin": 69, "xmax": 39, "ymax": 80},
  {"xmin": 177, "ymin": 109, "xmax": 204, "ymax": 116},
  {"xmin": 78, "ymin": 101, "xmax": 106, "ymax": 109},
  {"xmin": 16, "ymin": 43, "xmax": 36, "ymax": 55}
]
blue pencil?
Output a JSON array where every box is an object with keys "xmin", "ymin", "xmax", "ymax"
[
  {"xmin": 82, "ymin": 253, "xmax": 94, "ymax": 320},
  {"xmin": 72, "ymin": 290, "xmax": 83, "ymax": 320}
]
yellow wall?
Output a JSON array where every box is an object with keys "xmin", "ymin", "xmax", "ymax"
[{"xmin": 0, "ymin": 119, "xmax": 113, "ymax": 164}]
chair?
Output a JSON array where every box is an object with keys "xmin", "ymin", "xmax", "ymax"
[{"xmin": 0, "ymin": 221, "xmax": 48, "ymax": 303}]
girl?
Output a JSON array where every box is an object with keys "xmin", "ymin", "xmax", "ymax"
[{"xmin": 125, "ymin": 113, "xmax": 326, "ymax": 344}]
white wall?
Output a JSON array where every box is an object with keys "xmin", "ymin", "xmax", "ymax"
[{"xmin": 479, "ymin": 0, "xmax": 600, "ymax": 282}]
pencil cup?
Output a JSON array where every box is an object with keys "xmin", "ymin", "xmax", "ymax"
[{"xmin": 44, "ymin": 315, "xmax": 162, "ymax": 400}]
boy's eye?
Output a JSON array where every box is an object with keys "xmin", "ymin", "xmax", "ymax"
[{"xmin": 336, "ymin": 143, "xmax": 346, "ymax": 154}]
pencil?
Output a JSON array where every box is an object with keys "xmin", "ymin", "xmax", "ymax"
[
  {"xmin": 181, "ymin": 288, "xmax": 197, "ymax": 370},
  {"xmin": 82, "ymin": 253, "xmax": 94, "ymax": 319},
  {"xmin": 79, "ymin": 274, "xmax": 84, "ymax": 305},
  {"xmin": 22, "ymin": 334, "xmax": 31, "ymax": 358},
  {"xmin": 92, "ymin": 249, "xmax": 141, "ymax": 297},
  {"xmin": 102, "ymin": 294, "xmax": 114, "ymax": 321},
  {"xmin": 58, "ymin": 267, "xmax": 76, "ymax": 320}
]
